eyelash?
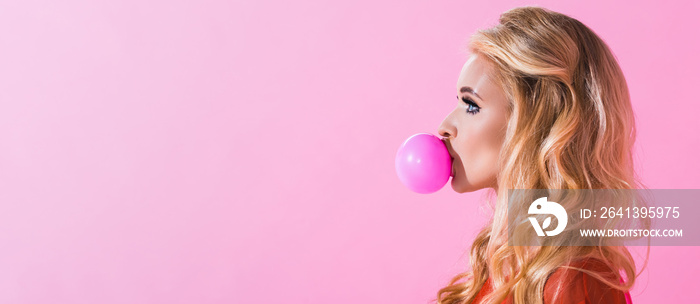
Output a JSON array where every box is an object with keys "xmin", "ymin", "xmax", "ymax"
[{"xmin": 458, "ymin": 96, "xmax": 481, "ymax": 115}]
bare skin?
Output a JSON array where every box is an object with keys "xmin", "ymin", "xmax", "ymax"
[{"xmin": 438, "ymin": 53, "xmax": 510, "ymax": 193}]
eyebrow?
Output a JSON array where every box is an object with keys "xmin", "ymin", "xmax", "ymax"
[{"xmin": 459, "ymin": 86, "xmax": 483, "ymax": 101}]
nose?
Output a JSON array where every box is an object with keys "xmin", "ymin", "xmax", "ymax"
[
  {"xmin": 438, "ymin": 123, "xmax": 454, "ymax": 155},
  {"xmin": 438, "ymin": 120, "xmax": 454, "ymax": 140}
]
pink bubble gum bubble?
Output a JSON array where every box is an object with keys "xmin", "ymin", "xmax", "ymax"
[{"xmin": 395, "ymin": 133, "xmax": 452, "ymax": 194}]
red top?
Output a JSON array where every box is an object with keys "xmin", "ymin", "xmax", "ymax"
[{"xmin": 472, "ymin": 258, "xmax": 633, "ymax": 304}]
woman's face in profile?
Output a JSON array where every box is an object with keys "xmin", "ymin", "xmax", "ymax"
[{"xmin": 438, "ymin": 53, "xmax": 510, "ymax": 193}]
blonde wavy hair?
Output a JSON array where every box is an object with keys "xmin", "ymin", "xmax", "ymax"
[{"xmin": 433, "ymin": 6, "xmax": 650, "ymax": 304}]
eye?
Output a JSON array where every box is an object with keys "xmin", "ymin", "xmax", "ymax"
[{"xmin": 457, "ymin": 95, "xmax": 481, "ymax": 115}]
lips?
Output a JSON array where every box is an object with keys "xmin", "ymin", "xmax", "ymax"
[
  {"xmin": 441, "ymin": 138, "xmax": 453, "ymax": 155},
  {"xmin": 442, "ymin": 138, "xmax": 456, "ymax": 177}
]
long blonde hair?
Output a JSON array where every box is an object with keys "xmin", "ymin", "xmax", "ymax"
[{"xmin": 434, "ymin": 6, "xmax": 650, "ymax": 304}]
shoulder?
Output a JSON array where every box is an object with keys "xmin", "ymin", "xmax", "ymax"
[{"xmin": 543, "ymin": 258, "xmax": 628, "ymax": 304}]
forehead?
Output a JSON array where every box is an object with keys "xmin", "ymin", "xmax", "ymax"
[{"xmin": 456, "ymin": 54, "xmax": 496, "ymax": 92}]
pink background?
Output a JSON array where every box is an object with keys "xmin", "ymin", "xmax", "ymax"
[{"xmin": 0, "ymin": 0, "xmax": 698, "ymax": 303}]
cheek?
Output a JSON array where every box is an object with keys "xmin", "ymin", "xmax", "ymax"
[{"xmin": 458, "ymin": 122, "xmax": 504, "ymax": 174}]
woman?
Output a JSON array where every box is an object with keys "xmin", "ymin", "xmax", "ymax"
[{"xmin": 434, "ymin": 6, "xmax": 649, "ymax": 304}]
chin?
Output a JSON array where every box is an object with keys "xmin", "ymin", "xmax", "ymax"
[
  {"xmin": 451, "ymin": 174, "xmax": 488, "ymax": 193},
  {"xmin": 451, "ymin": 177, "xmax": 475, "ymax": 193}
]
